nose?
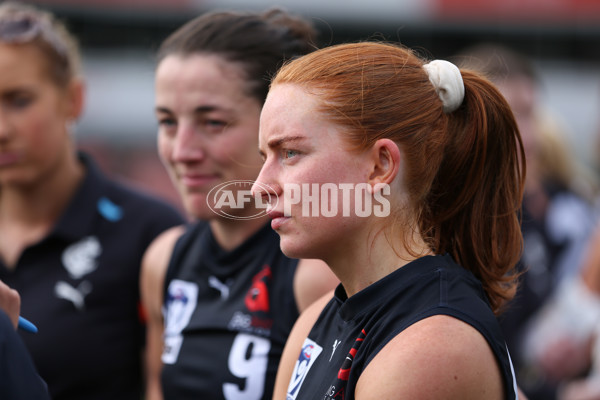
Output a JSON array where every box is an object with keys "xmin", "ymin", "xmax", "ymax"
[
  {"xmin": 171, "ymin": 122, "xmax": 205, "ymax": 163},
  {"xmin": 252, "ymin": 161, "xmax": 282, "ymax": 203}
]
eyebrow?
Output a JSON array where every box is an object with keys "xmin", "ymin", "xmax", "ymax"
[
  {"xmin": 258, "ymin": 135, "xmax": 307, "ymax": 158},
  {"xmin": 267, "ymin": 135, "xmax": 307, "ymax": 149}
]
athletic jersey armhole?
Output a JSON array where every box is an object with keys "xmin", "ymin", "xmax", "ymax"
[
  {"xmin": 362, "ymin": 306, "xmax": 517, "ymax": 400},
  {"xmin": 163, "ymin": 222, "xmax": 207, "ymax": 300}
]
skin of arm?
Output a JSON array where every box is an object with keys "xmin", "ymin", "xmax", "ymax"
[
  {"xmin": 293, "ymin": 259, "xmax": 339, "ymax": 313},
  {"xmin": 272, "ymin": 291, "xmax": 334, "ymax": 399},
  {"xmin": 355, "ymin": 315, "xmax": 505, "ymax": 400},
  {"xmin": 140, "ymin": 225, "xmax": 186, "ymax": 400}
]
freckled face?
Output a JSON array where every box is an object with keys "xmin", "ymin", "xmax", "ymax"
[
  {"xmin": 0, "ymin": 43, "xmax": 74, "ymax": 187},
  {"xmin": 255, "ymin": 84, "xmax": 372, "ymax": 260},
  {"xmin": 155, "ymin": 54, "xmax": 264, "ymax": 220}
]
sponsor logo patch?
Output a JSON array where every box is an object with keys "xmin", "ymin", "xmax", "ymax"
[
  {"xmin": 162, "ymin": 280, "xmax": 199, "ymax": 364},
  {"xmin": 287, "ymin": 338, "xmax": 323, "ymax": 400}
]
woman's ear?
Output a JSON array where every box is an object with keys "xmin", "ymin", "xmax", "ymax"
[
  {"xmin": 65, "ymin": 78, "xmax": 85, "ymax": 121},
  {"xmin": 367, "ymin": 138, "xmax": 401, "ymax": 190}
]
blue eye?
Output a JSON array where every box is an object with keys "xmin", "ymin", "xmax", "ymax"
[{"xmin": 284, "ymin": 150, "xmax": 298, "ymax": 159}]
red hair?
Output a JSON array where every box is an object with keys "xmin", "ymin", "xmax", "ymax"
[{"xmin": 272, "ymin": 42, "xmax": 525, "ymax": 313}]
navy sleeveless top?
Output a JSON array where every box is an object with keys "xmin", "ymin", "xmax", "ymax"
[
  {"xmin": 286, "ymin": 254, "xmax": 518, "ymax": 400},
  {"xmin": 161, "ymin": 222, "xmax": 300, "ymax": 399}
]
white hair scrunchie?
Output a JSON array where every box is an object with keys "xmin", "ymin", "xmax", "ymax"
[{"xmin": 423, "ymin": 59, "xmax": 465, "ymax": 113}]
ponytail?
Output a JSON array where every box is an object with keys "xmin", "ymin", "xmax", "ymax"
[{"xmin": 425, "ymin": 70, "xmax": 526, "ymax": 313}]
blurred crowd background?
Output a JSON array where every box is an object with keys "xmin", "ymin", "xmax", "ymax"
[{"xmin": 23, "ymin": 0, "xmax": 600, "ymax": 215}]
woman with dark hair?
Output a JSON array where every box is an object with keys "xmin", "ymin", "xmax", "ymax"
[
  {"xmin": 141, "ymin": 9, "xmax": 338, "ymax": 399},
  {"xmin": 0, "ymin": 3, "xmax": 184, "ymax": 399}
]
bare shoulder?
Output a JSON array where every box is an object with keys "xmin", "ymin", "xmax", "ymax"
[
  {"xmin": 140, "ymin": 225, "xmax": 186, "ymax": 319},
  {"xmin": 272, "ymin": 290, "xmax": 335, "ymax": 399},
  {"xmin": 142, "ymin": 225, "xmax": 186, "ymax": 267},
  {"xmin": 294, "ymin": 258, "xmax": 339, "ymax": 313},
  {"xmin": 356, "ymin": 315, "xmax": 505, "ymax": 400}
]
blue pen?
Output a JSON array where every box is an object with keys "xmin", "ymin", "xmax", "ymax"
[{"xmin": 18, "ymin": 316, "xmax": 38, "ymax": 333}]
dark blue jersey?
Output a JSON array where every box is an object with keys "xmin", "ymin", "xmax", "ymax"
[
  {"xmin": 0, "ymin": 153, "xmax": 184, "ymax": 400},
  {"xmin": 0, "ymin": 311, "xmax": 50, "ymax": 400},
  {"xmin": 287, "ymin": 254, "xmax": 518, "ymax": 400},
  {"xmin": 161, "ymin": 222, "xmax": 299, "ymax": 400}
]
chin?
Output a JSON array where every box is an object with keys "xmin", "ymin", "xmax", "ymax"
[
  {"xmin": 185, "ymin": 198, "xmax": 213, "ymax": 220},
  {"xmin": 279, "ymin": 237, "xmax": 319, "ymax": 260}
]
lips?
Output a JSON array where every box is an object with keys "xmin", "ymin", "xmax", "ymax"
[
  {"xmin": 267, "ymin": 209, "xmax": 289, "ymax": 230},
  {"xmin": 179, "ymin": 173, "xmax": 218, "ymax": 188}
]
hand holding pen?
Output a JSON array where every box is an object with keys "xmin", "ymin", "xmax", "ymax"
[{"xmin": 0, "ymin": 280, "xmax": 38, "ymax": 333}]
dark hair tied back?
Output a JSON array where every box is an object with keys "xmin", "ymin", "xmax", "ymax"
[{"xmin": 157, "ymin": 8, "xmax": 318, "ymax": 103}]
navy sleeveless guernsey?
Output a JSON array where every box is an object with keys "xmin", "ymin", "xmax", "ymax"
[
  {"xmin": 161, "ymin": 222, "xmax": 300, "ymax": 399},
  {"xmin": 286, "ymin": 254, "xmax": 519, "ymax": 400}
]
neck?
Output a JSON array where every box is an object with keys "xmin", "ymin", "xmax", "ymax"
[
  {"xmin": 210, "ymin": 215, "xmax": 270, "ymax": 251},
  {"xmin": 0, "ymin": 153, "xmax": 84, "ymax": 228},
  {"xmin": 325, "ymin": 222, "xmax": 432, "ymax": 297},
  {"xmin": 0, "ymin": 152, "xmax": 84, "ymax": 268}
]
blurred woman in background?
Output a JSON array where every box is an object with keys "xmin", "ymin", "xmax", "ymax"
[
  {"xmin": 142, "ymin": 9, "xmax": 338, "ymax": 399},
  {"xmin": 0, "ymin": 3, "xmax": 183, "ymax": 399}
]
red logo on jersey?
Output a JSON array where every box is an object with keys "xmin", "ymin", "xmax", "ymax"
[
  {"xmin": 337, "ymin": 329, "xmax": 366, "ymax": 381},
  {"xmin": 245, "ymin": 265, "xmax": 272, "ymax": 312}
]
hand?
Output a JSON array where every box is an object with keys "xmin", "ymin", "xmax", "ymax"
[
  {"xmin": 539, "ymin": 336, "xmax": 593, "ymax": 381},
  {"xmin": 0, "ymin": 280, "xmax": 21, "ymax": 329}
]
